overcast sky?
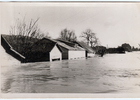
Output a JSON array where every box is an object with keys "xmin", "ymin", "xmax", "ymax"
[{"xmin": 1, "ymin": 3, "xmax": 140, "ymax": 47}]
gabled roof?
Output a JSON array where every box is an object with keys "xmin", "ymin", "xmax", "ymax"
[
  {"xmin": 1, "ymin": 34, "xmax": 39, "ymax": 45},
  {"xmin": 76, "ymin": 45, "xmax": 86, "ymax": 51},
  {"xmin": 1, "ymin": 34, "xmax": 39, "ymax": 55},
  {"xmin": 30, "ymin": 38, "xmax": 57, "ymax": 53},
  {"xmin": 74, "ymin": 41, "xmax": 95, "ymax": 53},
  {"xmin": 1, "ymin": 34, "xmax": 26, "ymax": 60},
  {"xmin": 1, "ymin": 34, "xmax": 13, "ymax": 48},
  {"xmin": 56, "ymin": 41, "xmax": 76, "ymax": 50},
  {"xmin": 56, "ymin": 39, "xmax": 77, "ymax": 47},
  {"xmin": 29, "ymin": 38, "xmax": 84, "ymax": 53},
  {"xmin": 54, "ymin": 39, "xmax": 85, "ymax": 51}
]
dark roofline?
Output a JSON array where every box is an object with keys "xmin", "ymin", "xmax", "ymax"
[
  {"xmin": 29, "ymin": 37, "xmax": 56, "ymax": 48},
  {"xmin": 43, "ymin": 37, "xmax": 57, "ymax": 43},
  {"xmin": 56, "ymin": 39, "xmax": 76, "ymax": 47},
  {"xmin": 1, "ymin": 35, "xmax": 26, "ymax": 62},
  {"xmin": 55, "ymin": 44, "xmax": 63, "ymax": 52},
  {"xmin": 56, "ymin": 39, "xmax": 75, "ymax": 44},
  {"xmin": 1, "ymin": 34, "xmax": 13, "ymax": 48},
  {"xmin": 29, "ymin": 37, "xmax": 59, "ymax": 53},
  {"xmin": 74, "ymin": 41, "xmax": 83, "ymax": 47}
]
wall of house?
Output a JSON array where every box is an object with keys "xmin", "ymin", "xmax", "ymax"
[
  {"xmin": 62, "ymin": 52, "xmax": 68, "ymax": 60},
  {"xmin": 68, "ymin": 51, "xmax": 85, "ymax": 60},
  {"xmin": 57, "ymin": 45, "xmax": 68, "ymax": 60},
  {"xmin": 26, "ymin": 52, "xmax": 50, "ymax": 62},
  {"xmin": 50, "ymin": 45, "xmax": 62, "ymax": 61}
]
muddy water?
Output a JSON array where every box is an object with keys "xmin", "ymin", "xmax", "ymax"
[{"xmin": 1, "ymin": 52, "xmax": 140, "ymax": 93}]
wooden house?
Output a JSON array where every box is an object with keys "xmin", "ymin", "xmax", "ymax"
[
  {"xmin": 26, "ymin": 38, "xmax": 62, "ymax": 62},
  {"xmin": 56, "ymin": 39, "xmax": 86, "ymax": 60},
  {"xmin": 73, "ymin": 41, "xmax": 95, "ymax": 58}
]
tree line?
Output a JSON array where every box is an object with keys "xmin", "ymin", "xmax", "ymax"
[
  {"xmin": 8, "ymin": 17, "xmax": 140, "ymax": 55},
  {"xmin": 9, "ymin": 17, "xmax": 100, "ymax": 48}
]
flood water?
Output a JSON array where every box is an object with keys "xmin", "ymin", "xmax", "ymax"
[{"xmin": 1, "ymin": 52, "xmax": 140, "ymax": 93}]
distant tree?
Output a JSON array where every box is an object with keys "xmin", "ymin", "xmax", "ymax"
[
  {"xmin": 92, "ymin": 46, "xmax": 106, "ymax": 54},
  {"xmin": 117, "ymin": 46, "xmax": 125, "ymax": 53},
  {"xmin": 131, "ymin": 46, "xmax": 135, "ymax": 51},
  {"xmin": 80, "ymin": 29, "xmax": 99, "ymax": 47},
  {"xmin": 59, "ymin": 28, "xmax": 77, "ymax": 42},
  {"xmin": 121, "ymin": 43, "xmax": 132, "ymax": 52}
]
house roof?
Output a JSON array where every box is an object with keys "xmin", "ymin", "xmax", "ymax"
[
  {"xmin": 74, "ymin": 41, "xmax": 95, "ymax": 53},
  {"xmin": 56, "ymin": 41, "xmax": 76, "ymax": 50},
  {"xmin": 56, "ymin": 39, "xmax": 77, "ymax": 47},
  {"xmin": 1, "ymin": 34, "xmax": 39, "ymax": 55},
  {"xmin": 30, "ymin": 38, "xmax": 85, "ymax": 53},
  {"xmin": 1, "ymin": 34, "xmax": 13, "ymax": 48},
  {"xmin": 30, "ymin": 38, "xmax": 57, "ymax": 53},
  {"xmin": 54, "ymin": 39, "xmax": 85, "ymax": 51},
  {"xmin": 1, "ymin": 34, "xmax": 26, "ymax": 59},
  {"xmin": 76, "ymin": 45, "xmax": 86, "ymax": 51},
  {"xmin": 1, "ymin": 34, "xmax": 39, "ymax": 44}
]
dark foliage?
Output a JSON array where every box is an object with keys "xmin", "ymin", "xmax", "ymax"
[
  {"xmin": 121, "ymin": 43, "xmax": 132, "ymax": 52},
  {"xmin": 59, "ymin": 28, "xmax": 77, "ymax": 42},
  {"xmin": 106, "ymin": 47, "xmax": 125, "ymax": 54},
  {"xmin": 92, "ymin": 46, "xmax": 106, "ymax": 54},
  {"xmin": 131, "ymin": 46, "xmax": 140, "ymax": 51}
]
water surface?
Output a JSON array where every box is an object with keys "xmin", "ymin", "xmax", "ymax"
[{"xmin": 1, "ymin": 52, "xmax": 140, "ymax": 93}]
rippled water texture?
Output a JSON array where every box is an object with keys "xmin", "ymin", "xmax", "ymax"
[{"xmin": 1, "ymin": 52, "xmax": 140, "ymax": 93}]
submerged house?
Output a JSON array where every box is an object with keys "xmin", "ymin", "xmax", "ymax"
[
  {"xmin": 56, "ymin": 39, "xmax": 86, "ymax": 60},
  {"xmin": 73, "ymin": 41, "xmax": 95, "ymax": 58},
  {"xmin": 26, "ymin": 38, "xmax": 86, "ymax": 62},
  {"xmin": 1, "ymin": 34, "xmax": 89, "ymax": 63},
  {"xmin": 26, "ymin": 38, "xmax": 62, "ymax": 62},
  {"xmin": 1, "ymin": 34, "xmax": 26, "ymax": 62}
]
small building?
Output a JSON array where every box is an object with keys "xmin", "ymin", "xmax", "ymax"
[
  {"xmin": 73, "ymin": 41, "xmax": 95, "ymax": 58},
  {"xmin": 26, "ymin": 38, "xmax": 62, "ymax": 62},
  {"xmin": 56, "ymin": 39, "xmax": 86, "ymax": 60}
]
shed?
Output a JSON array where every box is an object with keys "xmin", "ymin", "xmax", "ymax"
[
  {"xmin": 26, "ymin": 38, "xmax": 62, "ymax": 62},
  {"xmin": 73, "ymin": 41, "xmax": 95, "ymax": 58},
  {"xmin": 55, "ymin": 40, "xmax": 86, "ymax": 60}
]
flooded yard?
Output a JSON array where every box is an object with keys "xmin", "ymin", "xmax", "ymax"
[{"xmin": 1, "ymin": 52, "xmax": 140, "ymax": 93}]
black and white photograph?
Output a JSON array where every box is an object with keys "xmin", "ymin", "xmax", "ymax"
[{"xmin": 0, "ymin": 2, "xmax": 140, "ymax": 97}]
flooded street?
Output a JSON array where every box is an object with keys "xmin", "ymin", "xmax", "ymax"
[{"xmin": 1, "ymin": 52, "xmax": 140, "ymax": 93}]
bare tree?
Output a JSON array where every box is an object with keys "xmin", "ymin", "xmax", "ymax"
[
  {"xmin": 80, "ymin": 29, "xmax": 99, "ymax": 47},
  {"xmin": 9, "ymin": 17, "xmax": 50, "ymax": 43},
  {"xmin": 60, "ymin": 28, "xmax": 77, "ymax": 42},
  {"xmin": 8, "ymin": 17, "xmax": 50, "ymax": 55}
]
